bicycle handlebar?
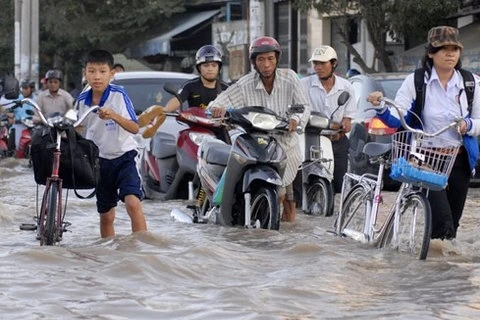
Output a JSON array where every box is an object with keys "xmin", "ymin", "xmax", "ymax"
[
  {"xmin": 378, "ymin": 97, "xmax": 463, "ymax": 137},
  {"xmin": 11, "ymin": 98, "xmax": 100, "ymax": 128}
]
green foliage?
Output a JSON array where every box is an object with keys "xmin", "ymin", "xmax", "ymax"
[
  {"xmin": 0, "ymin": 1, "xmax": 15, "ymax": 72},
  {"xmin": 291, "ymin": 0, "xmax": 463, "ymax": 72},
  {"xmin": 37, "ymin": 0, "xmax": 186, "ymax": 79}
]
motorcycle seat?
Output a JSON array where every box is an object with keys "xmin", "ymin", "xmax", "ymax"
[{"xmin": 204, "ymin": 141, "xmax": 231, "ymax": 166}]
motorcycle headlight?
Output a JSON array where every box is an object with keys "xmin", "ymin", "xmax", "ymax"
[
  {"xmin": 189, "ymin": 132, "xmax": 214, "ymax": 146},
  {"xmin": 309, "ymin": 114, "xmax": 330, "ymax": 129},
  {"xmin": 244, "ymin": 112, "xmax": 282, "ymax": 130}
]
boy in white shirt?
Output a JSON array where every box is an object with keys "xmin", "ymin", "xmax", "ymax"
[{"xmin": 76, "ymin": 49, "xmax": 147, "ymax": 238}]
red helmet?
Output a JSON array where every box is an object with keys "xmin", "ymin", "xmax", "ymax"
[{"xmin": 249, "ymin": 36, "xmax": 282, "ymax": 62}]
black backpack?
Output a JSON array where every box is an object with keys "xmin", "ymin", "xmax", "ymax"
[{"xmin": 412, "ymin": 68, "xmax": 475, "ymax": 127}]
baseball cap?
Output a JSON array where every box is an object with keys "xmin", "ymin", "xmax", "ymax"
[
  {"xmin": 308, "ymin": 45, "xmax": 338, "ymax": 62},
  {"xmin": 427, "ymin": 26, "xmax": 463, "ymax": 48}
]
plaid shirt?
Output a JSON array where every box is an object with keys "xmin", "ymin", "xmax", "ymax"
[{"xmin": 211, "ymin": 68, "xmax": 310, "ymax": 186}]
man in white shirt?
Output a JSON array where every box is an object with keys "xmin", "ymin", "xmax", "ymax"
[{"xmin": 301, "ymin": 45, "xmax": 357, "ymax": 193}]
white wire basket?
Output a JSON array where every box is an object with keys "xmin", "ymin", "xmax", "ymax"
[{"xmin": 389, "ymin": 131, "xmax": 460, "ymax": 190}]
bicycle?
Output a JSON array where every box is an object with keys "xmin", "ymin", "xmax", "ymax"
[
  {"xmin": 334, "ymin": 97, "xmax": 462, "ymax": 260},
  {"xmin": 7, "ymin": 98, "xmax": 100, "ymax": 245}
]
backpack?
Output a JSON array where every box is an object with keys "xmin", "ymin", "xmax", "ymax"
[{"xmin": 412, "ymin": 68, "xmax": 475, "ymax": 127}]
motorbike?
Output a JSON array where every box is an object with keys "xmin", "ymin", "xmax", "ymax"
[
  {"xmin": 139, "ymin": 83, "xmax": 230, "ymax": 200},
  {"xmin": 16, "ymin": 116, "xmax": 34, "ymax": 159},
  {"xmin": 0, "ymin": 104, "xmax": 33, "ymax": 159},
  {"xmin": 296, "ymin": 91, "xmax": 351, "ymax": 216},
  {"xmin": 0, "ymin": 112, "xmax": 14, "ymax": 158},
  {"xmin": 171, "ymin": 105, "xmax": 305, "ymax": 230}
]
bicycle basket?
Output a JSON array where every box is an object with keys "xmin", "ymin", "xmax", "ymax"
[{"xmin": 389, "ymin": 131, "xmax": 460, "ymax": 191}]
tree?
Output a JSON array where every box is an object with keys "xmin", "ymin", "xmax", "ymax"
[
  {"xmin": 39, "ymin": 0, "xmax": 186, "ymax": 80},
  {"xmin": 0, "ymin": 1, "xmax": 15, "ymax": 72},
  {"xmin": 291, "ymin": 0, "xmax": 462, "ymax": 72}
]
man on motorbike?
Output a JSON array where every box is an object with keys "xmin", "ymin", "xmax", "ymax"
[
  {"xmin": 35, "ymin": 69, "xmax": 74, "ymax": 120},
  {"xmin": 300, "ymin": 45, "xmax": 357, "ymax": 193},
  {"xmin": 138, "ymin": 45, "xmax": 229, "ymax": 137},
  {"xmin": 164, "ymin": 44, "xmax": 229, "ymax": 112},
  {"xmin": 209, "ymin": 36, "xmax": 310, "ymax": 222},
  {"xmin": 7, "ymin": 79, "xmax": 36, "ymax": 153}
]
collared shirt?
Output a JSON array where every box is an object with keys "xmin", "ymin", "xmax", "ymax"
[
  {"xmin": 210, "ymin": 68, "xmax": 310, "ymax": 186},
  {"xmin": 300, "ymin": 74, "xmax": 357, "ymax": 123},
  {"xmin": 36, "ymin": 88, "xmax": 74, "ymax": 117},
  {"xmin": 76, "ymin": 84, "xmax": 138, "ymax": 159},
  {"xmin": 395, "ymin": 68, "xmax": 480, "ymax": 145}
]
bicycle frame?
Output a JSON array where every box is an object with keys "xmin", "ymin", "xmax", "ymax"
[
  {"xmin": 336, "ymin": 97, "xmax": 462, "ymax": 258},
  {"xmin": 337, "ymin": 162, "xmax": 385, "ymax": 243},
  {"xmin": 37, "ymin": 129, "xmax": 65, "ymax": 245},
  {"xmin": 11, "ymin": 98, "xmax": 100, "ymax": 245}
]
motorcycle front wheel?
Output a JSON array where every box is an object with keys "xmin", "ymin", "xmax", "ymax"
[
  {"xmin": 305, "ymin": 178, "xmax": 334, "ymax": 216},
  {"xmin": 250, "ymin": 187, "xmax": 280, "ymax": 230}
]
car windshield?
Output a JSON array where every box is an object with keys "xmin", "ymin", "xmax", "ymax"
[
  {"xmin": 379, "ymin": 78, "xmax": 404, "ymax": 99},
  {"xmin": 112, "ymin": 78, "xmax": 190, "ymax": 114}
]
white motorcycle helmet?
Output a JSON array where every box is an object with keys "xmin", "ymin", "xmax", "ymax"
[{"xmin": 308, "ymin": 45, "xmax": 338, "ymax": 62}]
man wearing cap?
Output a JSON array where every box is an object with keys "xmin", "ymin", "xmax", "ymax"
[
  {"xmin": 300, "ymin": 45, "xmax": 357, "ymax": 193},
  {"xmin": 368, "ymin": 26, "xmax": 480, "ymax": 241}
]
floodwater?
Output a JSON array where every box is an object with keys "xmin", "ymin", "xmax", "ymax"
[{"xmin": 1, "ymin": 158, "xmax": 480, "ymax": 319}]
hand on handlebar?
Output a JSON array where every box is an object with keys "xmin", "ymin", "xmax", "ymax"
[
  {"xmin": 288, "ymin": 118, "xmax": 298, "ymax": 132},
  {"xmin": 210, "ymin": 106, "xmax": 226, "ymax": 118}
]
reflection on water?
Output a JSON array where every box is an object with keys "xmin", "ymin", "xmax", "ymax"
[{"xmin": 1, "ymin": 159, "xmax": 480, "ymax": 319}]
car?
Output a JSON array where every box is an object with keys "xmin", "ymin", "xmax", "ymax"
[
  {"xmin": 111, "ymin": 71, "xmax": 197, "ymax": 114},
  {"xmin": 348, "ymin": 72, "xmax": 408, "ymax": 190}
]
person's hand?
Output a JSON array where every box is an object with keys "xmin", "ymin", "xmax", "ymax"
[
  {"xmin": 288, "ymin": 118, "xmax": 298, "ymax": 132},
  {"xmin": 210, "ymin": 106, "xmax": 226, "ymax": 118},
  {"xmin": 98, "ymin": 107, "xmax": 117, "ymax": 121},
  {"xmin": 458, "ymin": 119, "xmax": 469, "ymax": 135},
  {"xmin": 367, "ymin": 91, "xmax": 384, "ymax": 106},
  {"xmin": 341, "ymin": 117, "xmax": 352, "ymax": 133}
]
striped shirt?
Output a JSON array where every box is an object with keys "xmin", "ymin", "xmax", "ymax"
[
  {"xmin": 300, "ymin": 74, "xmax": 357, "ymax": 123},
  {"xmin": 76, "ymin": 84, "xmax": 138, "ymax": 159},
  {"xmin": 210, "ymin": 68, "xmax": 310, "ymax": 186}
]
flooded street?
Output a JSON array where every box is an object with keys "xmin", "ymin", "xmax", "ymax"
[{"xmin": 1, "ymin": 158, "xmax": 480, "ymax": 319}]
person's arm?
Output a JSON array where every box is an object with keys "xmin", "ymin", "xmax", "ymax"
[
  {"xmin": 341, "ymin": 82, "xmax": 357, "ymax": 133},
  {"xmin": 291, "ymin": 71, "xmax": 310, "ymax": 131},
  {"xmin": 208, "ymin": 82, "xmax": 243, "ymax": 117},
  {"xmin": 98, "ymin": 107, "xmax": 139, "ymax": 134},
  {"xmin": 163, "ymin": 96, "xmax": 181, "ymax": 112},
  {"xmin": 466, "ymin": 73, "xmax": 480, "ymax": 136}
]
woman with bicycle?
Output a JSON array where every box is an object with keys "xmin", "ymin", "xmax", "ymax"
[{"xmin": 368, "ymin": 26, "xmax": 480, "ymax": 240}]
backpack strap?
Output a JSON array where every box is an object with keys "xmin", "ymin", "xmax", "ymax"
[
  {"xmin": 412, "ymin": 68, "xmax": 427, "ymax": 127},
  {"xmin": 459, "ymin": 68, "xmax": 475, "ymax": 114}
]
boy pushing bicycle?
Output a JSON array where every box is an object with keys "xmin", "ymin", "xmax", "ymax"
[{"xmin": 76, "ymin": 49, "xmax": 147, "ymax": 238}]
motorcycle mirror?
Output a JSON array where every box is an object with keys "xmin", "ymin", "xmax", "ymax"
[
  {"xmin": 163, "ymin": 83, "xmax": 184, "ymax": 111},
  {"xmin": 163, "ymin": 83, "xmax": 178, "ymax": 96},
  {"xmin": 64, "ymin": 109, "xmax": 78, "ymax": 122},
  {"xmin": 337, "ymin": 91, "xmax": 350, "ymax": 107},
  {"xmin": 329, "ymin": 91, "xmax": 351, "ymax": 121},
  {"xmin": 309, "ymin": 114, "xmax": 330, "ymax": 129}
]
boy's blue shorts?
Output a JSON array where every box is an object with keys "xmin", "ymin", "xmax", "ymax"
[{"xmin": 96, "ymin": 150, "xmax": 143, "ymax": 214}]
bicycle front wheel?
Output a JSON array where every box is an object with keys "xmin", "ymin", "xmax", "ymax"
[
  {"xmin": 383, "ymin": 192, "xmax": 432, "ymax": 260},
  {"xmin": 337, "ymin": 185, "xmax": 369, "ymax": 238},
  {"xmin": 42, "ymin": 181, "xmax": 60, "ymax": 246}
]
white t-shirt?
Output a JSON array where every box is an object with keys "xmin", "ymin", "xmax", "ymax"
[{"xmin": 76, "ymin": 84, "xmax": 138, "ymax": 159}]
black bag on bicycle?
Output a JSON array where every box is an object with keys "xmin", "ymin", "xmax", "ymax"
[{"xmin": 30, "ymin": 126, "xmax": 100, "ymax": 192}]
